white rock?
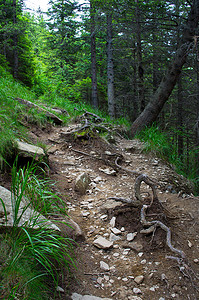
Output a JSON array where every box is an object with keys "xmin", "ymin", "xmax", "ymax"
[
  {"xmin": 56, "ymin": 286, "xmax": 64, "ymax": 293},
  {"xmin": 109, "ymin": 217, "xmax": 116, "ymax": 227},
  {"xmin": 93, "ymin": 237, "xmax": 113, "ymax": 249},
  {"xmin": 113, "ymin": 253, "xmax": 119, "ymax": 257},
  {"xmin": 141, "ymin": 259, "xmax": 147, "ymax": 264},
  {"xmin": 187, "ymin": 240, "xmax": 193, "ymax": 247},
  {"xmin": 133, "ymin": 288, "xmax": 142, "ymax": 294},
  {"xmin": 100, "ymin": 261, "xmax": 110, "ymax": 271},
  {"xmin": 127, "ymin": 232, "xmax": 137, "ymax": 241},
  {"xmin": 111, "ymin": 227, "xmax": 121, "ymax": 235},
  {"xmin": 81, "ymin": 211, "xmax": 90, "ymax": 217},
  {"xmin": 94, "ymin": 176, "xmax": 102, "ymax": 183},
  {"xmin": 122, "ymin": 277, "xmax": 128, "ymax": 282},
  {"xmin": 134, "ymin": 275, "xmax": 144, "ymax": 284},
  {"xmin": 97, "ymin": 277, "xmax": 103, "ymax": 284},
  {"xmin": 110, "ymin": 233, "xmax": 121, "ymax": 242},
  {"xmin": 99, "ymin": 168, "xmax": 116, "ymax": 176}
]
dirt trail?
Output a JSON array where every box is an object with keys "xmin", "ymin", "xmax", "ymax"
[{"xmin": 31, "ymin": 123, "xmax": 199, "ymax": 300}]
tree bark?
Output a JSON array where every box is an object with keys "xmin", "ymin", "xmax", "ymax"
[
  {"xmin": 13, "ymin": 0, "xmax": 18, "ymax": 79},
  {"xmin": 135, "ymin": 0, "xmax": 145, "ymax": 111},
  {"xmin": 131, "ymin": 0, "xmax": 199, "ymax": 137},
  {"xmin": 107, "ymin": 13, "xmax": 115, "ymax": 118},
  {"xmin": 90, "ymin": 0, "xmax": 98, "ymax": 109}
]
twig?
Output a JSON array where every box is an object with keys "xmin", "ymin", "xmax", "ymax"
[{"xmin": 71, "ymin": 148, "xmax": 102, "ymax": 161}]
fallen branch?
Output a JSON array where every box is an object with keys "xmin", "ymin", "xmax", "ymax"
[{"xmin": 16, "ymin": 97, "xmax": 63, "ymax": 125}]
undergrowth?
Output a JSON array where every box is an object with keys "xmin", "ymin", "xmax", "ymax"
[
  {"xmin": 0, "ymin": 160, "xmax": 75, "ymax": 299},
  {"xmin": 137, "ymin": 125, "xmax": 199, "ymax": 194}
]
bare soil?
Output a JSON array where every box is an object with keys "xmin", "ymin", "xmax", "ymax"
[{"xmin": 3, "ymin": 122, "xmax": 199, "ymax": 300}]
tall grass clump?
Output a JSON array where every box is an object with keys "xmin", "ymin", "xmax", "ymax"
[
  {"xmin": 136, "ymin": 124, "xmax": 199, "ymax": 194},
  {"xmin": 136, "ymin": 125, "xmax": 179, "ymax": 164},
  {"xmin": 0, "ymin": 161, "xmax": 75, "ymax": 299}
]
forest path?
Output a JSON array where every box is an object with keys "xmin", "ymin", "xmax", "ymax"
[{"xmin": 30, "ymin": 123, "xmax": 199, "ymax": 300}]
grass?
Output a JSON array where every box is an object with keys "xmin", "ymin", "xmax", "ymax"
[
  {"xmin": 0, "ymin": 160, "xmax": 76, "ymax": 299},
  {"xmin": 136, "ymin": 124, "xmax": 199, "ymax": 193}
]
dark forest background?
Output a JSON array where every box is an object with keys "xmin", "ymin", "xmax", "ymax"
[{"xmin": 0, "ymin": 0, "xmax": 199, "ymax": 191}]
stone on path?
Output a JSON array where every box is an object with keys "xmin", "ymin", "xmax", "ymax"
[
  {"xmin": 111, "ymin": 227, "xmax": 121, "ymax": 235},
  {"xmin": 93, "ymin": 236, "xmax": 113, "ymax": 249},
  {"xmin": 127, "ymin": 232, "xmax": 137, "ymax": 241},
  {"xmin": 17, "ymin": 141, "xmax": 45, "ymax": 159},
  {"xmin": 134, "ymin": 275, "xmax": 144, "ymax": 284},
  {"xmin": 100, "ymin": 261, "xmax": 110, "ymax": 271},
  {"xmin": 71, "ymin": 293, "xmax": 112, "ymax": 300},
  {"xmin": 74, "ymin": 173, "xmax": 91, "ymax": 195},
  {"xmin": 128, "ymin": 241, "xmax": 143, "ymax": 252}
]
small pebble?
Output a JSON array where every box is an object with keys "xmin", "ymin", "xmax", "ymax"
[{"xmin": 133, "ymin": 287, "xmax": 142, "ymax": 294}]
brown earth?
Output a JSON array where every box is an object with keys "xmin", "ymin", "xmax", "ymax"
[{"xmin": 3, "ymin": 122, "xmax": 199, "ymax": 300}]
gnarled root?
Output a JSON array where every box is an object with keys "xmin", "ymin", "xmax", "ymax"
[{"xmin": 141, "ymin": 204, "xmax": 185, "ymax": 259}]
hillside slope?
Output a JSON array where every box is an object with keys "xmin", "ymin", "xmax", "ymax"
[{"xmin": 25, "ymin": 120, "xmax": 199, "ymax": 300}]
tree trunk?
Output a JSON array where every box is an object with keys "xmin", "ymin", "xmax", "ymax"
[
  {"xmin": 135, "ymin": 0, "xmax": 145, "ymax": 111},
  {"xmin": 90, "ymin": 0, "xmax": 98, "ymax": 109},
  {"xmin": 107, "ymin": 13, "xmax": 115, "ymax": 118},
  {"xmin": 13, "ymin": 0, "xmax": 18, "ymax": 79},
  {"xmin": 131, "ymin": 0, "xmax": 199, "ymax": 137},
  {"xmin": 176, "ymin": 0, "xmax": 184, "ymax": 158}
]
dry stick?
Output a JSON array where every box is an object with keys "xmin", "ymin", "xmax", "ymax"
[{"xmin": 71, "ymin": 148, "xmax": 102, "ymax": 161}]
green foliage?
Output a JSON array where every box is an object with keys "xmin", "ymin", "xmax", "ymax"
[
  {"xmin": 0, "ymin": 161, "xmax": 75, "ymax": 299},
  {"xmin": 137, "ymin": 125, "xmax": 177, "ymax": 162},
  {"xmin": 137, "ymin": 125, "xmax": 199, "ymax": 194}
]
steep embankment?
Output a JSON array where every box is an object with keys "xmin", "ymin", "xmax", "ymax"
[{"xmin": 28, "ymin": 121, "xmax": 199, "ymax": 300}]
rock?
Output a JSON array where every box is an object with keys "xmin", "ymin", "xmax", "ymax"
[
  {"xmin": 64, "ymin": 216, "xmax": 85, "ymax": 241},
  {"xmin": 81, "ymin": 211, "xmax": 90, "ymax": 217},
  {"xmin": 109, "ymin": 217, "xmax": 116, "ymax": 227},
  {"xmin": 100, "ymin": 261, "xmax": 110, "ymax": 271},
  {"xmin": 97, "ymin": 277, "xmax": 103, "ymax": 284},
  {"xmin": 93, "ymin": 176, "xmax": 102, "ymax": 183},
  {"xmin": 133, "ymin": 288, "xmax": 142, "ymax": 294},
  {"xmin": 71, "ymin": 293, "xmax": 112, "ymax": 300},
  {"xmin": 128, "ymin": 241, "xmax": 143, "ymax": 252},
  {"xmin": 17, "ymin": 141, "xmax": 45, "ymax": 159},
  {"xmin": 0, "ymin": 186, "xmax": 59, "ymax": 230},
  {"xmin": 127, "ymin": 232, "xmax": 137, "ymax": 241},
  {"xmin": 134, "ymin": 275, "xmax": 144, "ymax": 284},
  {"xmin": 110, "ymin": 233, "xmax": 121, "ymax": 242},
  {"xmin": 128, "ymin": 297, "xmax": 143, "ymax": 300},
  {"xmin": 111, "ymin": 227, "xmax": 121, "ymax": 235},
  {"xmin": 56, "ymin": 286, "xmax": 64, "ymax": 293},
  {"xmin": 99, "ymin": 167, "xmax": 116, "ymax": 176},
  {"xmin": 100, "ymin": 199, "xmax": 122, "ymax": 211},
  {"xmin": 74, "ymin": 173, "xmax": 91, "ymax": 195},
  {"xmin": 93, "ymin": 236, "xmax": 113, "ymax": 249}
]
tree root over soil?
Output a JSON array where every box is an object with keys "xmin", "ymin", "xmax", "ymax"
[{"xmin": 108, "ymin": 161, "xmax": 199, "ymax": 289}]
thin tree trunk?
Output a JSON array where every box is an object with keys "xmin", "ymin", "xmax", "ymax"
[
  {"xmin": 131, "ymin": 0, "xmax": 199, "ymax": 137},
  {"xmin": 195, "ymin": 58, "xmax": 199, "ymax": 176},
  {"xmin": 135, "ymin": 0, "xmax": 145, "ymax": 111},
  {"xmin": 107, "ymin": 13, "xmax": 115, "ymax": 118},
  {"xmin": 13, "ymin": 0, "xmax": 18, "ymax": 79},
  {"xmin": 90, "ymin": 0, "xmax": 98, "ymax": 109}
]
